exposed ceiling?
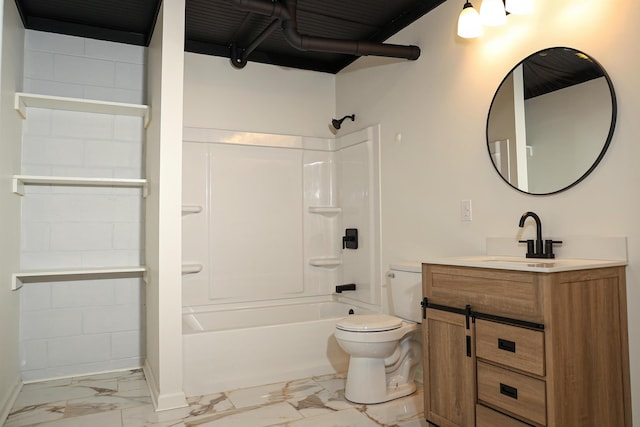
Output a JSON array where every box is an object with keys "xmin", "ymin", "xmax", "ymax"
[{"xmin": 13, "ymin": 0, "xmax": 446, "ymax": 74}]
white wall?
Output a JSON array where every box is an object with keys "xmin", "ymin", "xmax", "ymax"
[
  {"xmin": 336, "ymin": 0, "xmax": 640, "ymax": 422},
  {"xmin": 183, "ymin": 53, "xmax": 336, "ymax": 137},
  {"xmin": 18, "ymin": 30, "xmax": 146, "ymax": 381},
  {"xmin": 144, "ymin": 0, "xmax": 187, "ymax": 411},
  {"xmin": 0, "ymin": 0, "xmax": 23, "ymax": 421}
]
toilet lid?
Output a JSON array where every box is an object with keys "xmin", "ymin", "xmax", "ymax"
[{"xmin": 336, "ymin": 314, "xmax": 402, "ymax": 332}]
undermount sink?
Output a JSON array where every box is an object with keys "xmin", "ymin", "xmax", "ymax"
[{"xmin": 424, "ymin": 255, "xmax": 626, "ymax": 273}]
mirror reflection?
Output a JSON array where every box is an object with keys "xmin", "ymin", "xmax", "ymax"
[{"xmin": 486, "ymin": 47, "xmax": 616, "ymax": 195}]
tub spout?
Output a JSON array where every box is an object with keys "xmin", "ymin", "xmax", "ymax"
[{"xmin": 336, "ymin": 283, "xmax": 356, "ymax": 293}]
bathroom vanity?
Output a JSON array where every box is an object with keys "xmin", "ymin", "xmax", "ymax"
[{"xmin": 421, "ymin": 257, "xmax": 631, "ymax": 427}]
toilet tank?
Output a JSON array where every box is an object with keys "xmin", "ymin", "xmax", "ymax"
[{"xmin": 388, "ymin": 262, "xmax": 422, "ymax": 323}]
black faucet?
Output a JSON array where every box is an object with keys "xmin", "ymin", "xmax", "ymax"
[
  {"xmin": 518, "ymin": 211, "xmax": 562, "ymax": 258},
  {"xmin": 335, "ymin": 283, "xmax": 356, "ymax": 293}
]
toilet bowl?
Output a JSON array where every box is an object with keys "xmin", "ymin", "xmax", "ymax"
[
  {"xmin": 335, "ymin": 314, "xmax": 420, "ymax": 404},
  {"xmin": 334, "ymin": 263, "xmax": 422, "ymax": 404}
]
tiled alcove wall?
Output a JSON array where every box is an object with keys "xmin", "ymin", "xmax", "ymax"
[{"xmin": 18, "ymin": 30, "xmax": 146, "ymax": 381}]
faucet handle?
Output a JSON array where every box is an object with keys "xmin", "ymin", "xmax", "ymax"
[
  {"xmin": 519, "ymin": 239, "xmax": 535, "ymax": 257},
  {"xmin": 544, "ymin": 240, "xmax": 563, "ymax": 258}
]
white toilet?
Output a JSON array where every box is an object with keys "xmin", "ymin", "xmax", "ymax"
[{"xmin": 334, "ymin": 263, "xmax": 422, "ymax": 404}]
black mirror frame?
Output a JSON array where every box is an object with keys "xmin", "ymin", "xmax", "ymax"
[{"xmin": 485, "ymin": 47, "xmax": 617, "ymax": 196}]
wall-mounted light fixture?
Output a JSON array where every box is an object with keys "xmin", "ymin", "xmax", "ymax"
[{"xmin": 457, "ymin": 0, "xmax": 533, "ymax": 39}]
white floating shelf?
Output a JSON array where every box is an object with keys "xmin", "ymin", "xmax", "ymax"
[
  {"xmin": 308, "ymin": 206, "xmax": 342, "ymax": 215},
  {"xmin": 12, "ymin": 175, "xmax": 148, "ymax": 197},
  {"xmin": 12, "ymin": 266, "xmax": 147, "ymax": 291},
  {"xmin": 309, "ymin": 257, "xmax": 342, "ymax": 267},
  {"xmin": 15, "ymin": 92, "xmax": 150, "ymax": 128},
  {"xmin": 182, "ymin": 263, "xmax": 203, "ymax": 275},
  {"xmin": 182, "ymin": 205, "xmax": 203, "ymax": 215}
]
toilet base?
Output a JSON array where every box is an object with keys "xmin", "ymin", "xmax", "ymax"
[
  {"xmin": 345, "ymin": 380, "xmax": 416, "ymax": 404},
  {"xmin": 343, "ymin": 351, "xmax": 418, "ymax": 404}
]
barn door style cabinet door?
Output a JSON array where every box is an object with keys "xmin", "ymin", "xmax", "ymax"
[
  {"xmin": 423, "ymin": 304, "xmax": 475, "ymax": 427},
  {"xmin": 421, "ymin": 262, "xmax": 631, "ymax": 427}
]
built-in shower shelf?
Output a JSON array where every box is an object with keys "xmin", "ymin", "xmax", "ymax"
[
  {"xmin": 12, "ymin": 175, "xmax": 148, "ymax": 197},
  {"xmin": 15, "ymin": 92, "xmax": 150, "ymax": 128},
  {"xmin": 182, "ymin": 205, "xmax": 203, "ymax": 215},
  {"xmin": 182, "ymin": 263, "xmax": 203, "ymax": 275},
  {"xmin": 309, "ymin": 257, "xmax": 342, "ymax": 267},
  {"xmin": 308, "ymin": 206, "xmax": 342, "ymax": 215},
  {"xmin": 11, "ymin": 266, "xmax": 147, "ymax": 291}
]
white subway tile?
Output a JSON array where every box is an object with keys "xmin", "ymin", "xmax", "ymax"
[
  {"xmin": 81, "ymin": 251, "xmax": 142, "ymax": 268},
  {"xmin": 22, "ymin": 107, "xmax": 52, "ymax": 135},
  {"xmin": 83, "ymin": 86, "xmax": 144, "ymax": 104},
  {"xmin": 23, "ymin": 78, "xmax": 85, "ymax": 98},
  {"xmin": 114, "ymin": 116, "xmax": 145, "ymax": 142},
  {"xmin": 84, "ymin": 38, "xmax": 145, "ymax": 64},
  {"xmin": 115, "ymin": 62, "xmax": 144, "ymax": 90},
  {"xmin": 84, "ymin": 140, "xmax": 142, "ymax": 168},
  {"xmin": 83, "ymin": 306, "xmax": 141, "ymax": 334},
  {"xmin": 23, "ymin": 193, "xmax": 141, "ymax": 223},
  {"xmin": 53, "ymin": 54, "xmax": 116, "ymax": 87},
  {"xmin": 20, "ymin": 310, "xmax": 83, "ymax": 340},
  {"xmin": 47, "ymin": 334, "xmax": 111, "ymax": 366},
  {"xmin": 26, "ymin": 30, "xmax": 85, "ymax": 56},
  {"xmin": 111, "ymin": 331, "xmax": 143, "ymax": 359},
  {"xmin": 19, "ymin": 283, "xmax": 51, "ymax": 311},
  {"xmin": 20, "ymin": 340, "xmax": 49, "ymax": 370},
  {"xmin": 112, "ymin": 168, "xmax": 142, "ymax": 179},
  {"xmin": 114, "ymin": 279, "xmax": 143, "ymax": 305},
  {"xmin": 51, "ymin": 281, "xmax": 116, "ymax": 307},
  {"xmin": 21, "ymin": 165, "xmax": 53, "ymax": 175},
  {"xmin": 50, "ymin": 223, "xmax": 114, "ymax": 251},
  {"xmin": 20, "ymin": 251, "xmax": 83, "ymax": 270},
  {"xmin": 21, "ymin": 222, "xmax": 50, "ymax": 251},
  {"xmin": 24, "ymin": 50, "xmax": 54, "ymax": 80},
  {"xmin": 113, "ymin": 222, "xmax": 141, "ymax": 250},
  {"xmin": 49, "ymin": 166, "xmax": 114, "ymax": 178},
  {"xmin": 22, "ymin": 135, "xmax": 84, "ymax": 166},
  {"xmin": 51, "ymin": 110, "xmax": 114, "ymax": 139}
]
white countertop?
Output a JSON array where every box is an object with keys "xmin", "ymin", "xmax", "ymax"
[{"xmin": 423, "ymin": 255, "xmax": 627, "ymax": 273}]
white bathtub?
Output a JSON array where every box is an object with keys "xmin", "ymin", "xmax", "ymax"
[{"xmin": 182, "ymin": 301, "xmax": 373, "ymax": 396}]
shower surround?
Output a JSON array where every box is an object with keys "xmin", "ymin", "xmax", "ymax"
[{"xmin": 181, "ymin": 126, "xmax": 381, "ymax": 395}]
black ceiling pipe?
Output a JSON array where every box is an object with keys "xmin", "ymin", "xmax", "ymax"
[{"xmin": 229, "ymin": 0, "xmax": 420, "ymax": 61}]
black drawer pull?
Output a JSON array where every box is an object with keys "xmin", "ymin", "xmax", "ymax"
[
  {"xmin": 498, "ymin": 338, "xmax": 516, "ymax": 353},
  {"xmin": 500, "ymin": 383, "xmax": 518, "ymax": 400}
]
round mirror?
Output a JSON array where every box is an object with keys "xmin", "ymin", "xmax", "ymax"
[{"xmin": 486, "ymin": 47, "xmax": 617, "ymax": 195}]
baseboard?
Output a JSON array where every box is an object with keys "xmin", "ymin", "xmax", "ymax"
[
  {"xmin": 0, "ymin": 374, "xmax": 22, "ymax": 425},
  {"xmin": 143, "ymin": 359, "xmax": 187, "ymax": 412}
]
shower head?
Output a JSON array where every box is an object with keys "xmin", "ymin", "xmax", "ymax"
[{"xmin": 331, "ymin": 114, "xmax": 355, "ymax": 130}]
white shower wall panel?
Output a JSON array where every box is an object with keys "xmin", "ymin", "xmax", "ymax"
[
  {"xmin": 209, "ymin": 144, "xmax": 304, "ymax": 300},
  {"xmin": 182, "ymin": 142, "xmax": 209, "ymax": 306},
  {"xmin": 181, "ymin": 127, "xmax": 380, "ymax": 308},
  {"xmin": 337, "ymin": 127, "xmax": 381, "ymax": 307},
  {"xmin": 303, "ymin": 150, "xmax": 341, "ymax": 294}
]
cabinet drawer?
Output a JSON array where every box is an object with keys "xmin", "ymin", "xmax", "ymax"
[
  {"xmin": 423, "ymin": 265, "xmax": 543, "ymax": 323},
  {"xmin": 477, "ymin": 361, "xmax": 546, "ymax": 426},
  {"xmin": 476, "ymin": 404, "xmax": 531, "ymax": 427},
  {"xmin": 476, "ymin": 319, "xmax": 545, "ymax": 376}
]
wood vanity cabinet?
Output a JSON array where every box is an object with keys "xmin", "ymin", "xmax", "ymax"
[{"xmin": 421, "ymin": 263, "xmax": 631, "ymax": 427}]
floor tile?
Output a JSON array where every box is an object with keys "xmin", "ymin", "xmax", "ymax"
[
  {"xmin": 283, "ymin": 408, "xmax": 380, "ymax": 427},
  {"xmin": 226, "ymin": 378, "xmax": 323, "ymax": 409},
  {"xmin": 194, "ymin": 402, "xmax": 303, "ymax": 426},
  {"xmin": 29, "ymin": 409, "xmax": 123, "ymax": 427},
  {"xmin": 4, "ymin": 401, "xmax": 67, "ymax": 427},
  {"xmin": 5, "ymin": 369, "xmax": 428, "ymax": 427}
]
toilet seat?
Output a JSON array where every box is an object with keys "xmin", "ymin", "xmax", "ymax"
[{"xmin": 336, "ymin": 314, "xmax": 402, "ymax": 332}]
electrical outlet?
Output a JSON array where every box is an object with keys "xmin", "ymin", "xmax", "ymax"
[{"xmin": 461, "ymin": 200, "xmax": 472, "ymax": 221}]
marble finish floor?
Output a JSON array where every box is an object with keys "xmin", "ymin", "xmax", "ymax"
[{"xmin": 4, "ymin": 369, "xmax": 428, "ymax": 426}]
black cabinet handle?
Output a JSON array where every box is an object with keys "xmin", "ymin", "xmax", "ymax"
[
  {"xmin": 500, "ymin": 383, "xmax": 518, "ymax": 400},
  {"xmin": 498, "ymin": 338, "xmax": 516, "ymax": 353}
]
